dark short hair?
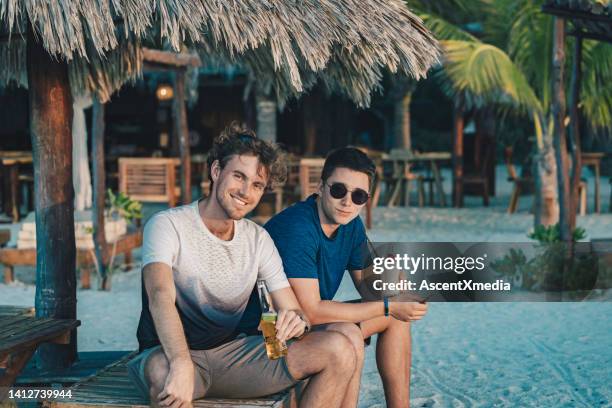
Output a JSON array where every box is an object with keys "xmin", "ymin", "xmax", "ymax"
[
  {"xmin": 207, "ymin": 122, "xmax": 286, "ymax": 189},
  {"xmin": 321, "ymin": 147, "xmax": 376, "ymax": 185}
]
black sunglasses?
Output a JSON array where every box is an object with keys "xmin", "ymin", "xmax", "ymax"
[{"xmin": 326, "ymin": 182, "xmax": 370, "ymax": 205}]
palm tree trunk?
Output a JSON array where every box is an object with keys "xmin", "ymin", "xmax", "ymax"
[{"xmin": 534, "ymin": 139, "xmax": 559, "ymax": 227}]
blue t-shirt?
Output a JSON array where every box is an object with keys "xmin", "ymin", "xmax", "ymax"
[
  {"xmin": 265, "ymin": 194, "xmax": 369, "ymax": 300},
  {"xmin": 236, "ymin": 195, "xmax": 369, "ymax": 334}
]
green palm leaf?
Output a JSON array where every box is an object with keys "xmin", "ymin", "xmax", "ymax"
[
  {"xmin": 420, "ymin": 14, "xmax": 479, "ymax": 42},
  {"xmin": 438, "ymin": 40, "xmax": 542, "ymax": 113},
  {"xmin": 580, "ymin": 40, "xmax": 612, "ymax": 132}
]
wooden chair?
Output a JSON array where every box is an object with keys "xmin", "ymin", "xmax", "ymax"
[
  {"xmin": 119, "ymin": 158, "xmax": 180, "ymax": 207},
  {"xmin": 299, "ymin": 158, "xmax": 325, "ymax": 200},
  {"xmin": 505, "ymin": 147, "xmax": 535, "ymax": 214},
  {"xmin": 385, "ymin": 149, "xmax": 425, "ymax": 207},
  {"xmin": 462, "ymin": 144, "xmax": 494, "ymax": 206}
]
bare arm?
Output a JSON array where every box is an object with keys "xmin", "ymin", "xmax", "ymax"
[
  {"xmin": 289, "ymin": 277, "xmax": 385, "ymax": 325},
  {"xmin": 268, "ymin": 286, "xmax": 309, "ymax": 341},
  {"xmin": 291, "ymin": 275, "xmax": 427, "ymax": 325},
  {"xmin": 144, "ymin": 262, "xmax": 194, "ymax": 404},
  {"xmin": 145, "ymin": 263, "xmax": 190, "ymax": 361}
]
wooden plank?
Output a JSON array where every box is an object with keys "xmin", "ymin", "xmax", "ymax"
[
  {"xmin": 0, "ymin": 319, "xmax": 80, "ymax": 355},
  {"xmin": 0, "ymin": 306, "xmax": 34, "ymax": 317},
  {"xmin": 0, "ymin": 316, "xmax": 53, "ymax": 338},
  {"xmin": 17, "ymin": 351, "xmax": 131, "ymax": 385}
]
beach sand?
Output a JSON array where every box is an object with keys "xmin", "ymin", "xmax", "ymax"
[{"xmin": 1, "ymin": 165, "xmax": 611, "ymax": 407}]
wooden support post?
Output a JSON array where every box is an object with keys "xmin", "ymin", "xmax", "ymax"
[
  {"xmin": 256, "ymin": 89, "xmax": 277, "ymax": 143},
  {"xmin": 173, "ymin": 70, "xmax": 191, "ymax": 205},
  {"xmin": 92, "ymin": 98, "xmax": 109, "ymax": 290},
  {"xmin": 27, "ymin": 28, "xmax": 77, "ymax": 369},
  {"xmin": 552, "ymin": 17, "xmax": 571, "ymax": 242},
  {"xmin": 394, "ymin": 92, "xmax": 412, "ymax": 150},
  {"xmin": 569, "ymin": 36, "xmax": 583, "ymax": 230},
  {"xmin": 452, "ymin": 103, "xmax": 465, "ymax": 207}
]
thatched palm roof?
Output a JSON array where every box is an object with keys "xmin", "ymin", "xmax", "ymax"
[{"xmin": 0, "ymin": 0, "xmax": 440, "ymax": 106}]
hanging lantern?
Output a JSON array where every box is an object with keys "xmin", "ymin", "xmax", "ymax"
[{"xmin": 156, "ymin": 84, "xmax": 174, "ymax": 101}]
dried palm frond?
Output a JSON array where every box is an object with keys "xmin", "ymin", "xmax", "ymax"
[{"xmin": 0, "ymin": 0, "xmax": 440, "ymax": 105}]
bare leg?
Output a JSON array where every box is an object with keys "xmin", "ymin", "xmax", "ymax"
[
  {"xmin": 360, "ymin": 316, "xmax": 412, "ymax": 408},
  {"xmin": 144, "ymin": 331, "xmax": 357, "ymax": 408},
  {"xmin": 286, "ymin": 331, "xmax": 357, "ymax": 408},
  {"xmin": 324, "ymin": 323, "xmax": 365, "ymax": 408}
]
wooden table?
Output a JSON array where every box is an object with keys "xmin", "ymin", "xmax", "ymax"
[
  {"xmin": 581, "ymin": 152, "xmax": 606, "ymax": 214},
  {"xmin": 0, "ymin": 314, "xmax": 80, "ymax": 401},
  {"xmin": 0, "ymin": 151, "xmax": 33, "ymax": 222},
  {"xmin": 383, "ymin": 151, "xmax": 451, "ymax": 207}
]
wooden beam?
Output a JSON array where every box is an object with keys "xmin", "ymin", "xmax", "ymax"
[
  {"xmin": 567, "ymin": 30, "xmax": 612, "ymax": 44},
  {"xmin": 552, "ymin": 17, "xmax": 571, "ymax": 242},
  {"xmin": 92, "ymin": 98, "xmax": 109, "ymax": 290},
  {"xmin": 541, "ymin": 5, "xmax": 612, "ymax": 23},
  {"xmin": 173, "ymin": 71, "xmax": 191, "ymax": 204},
  {"xmin": 142, "ymin": 48, "xmax": 201, "ymax": 68},
  {"xmin": 27, "ymin": 27, "xmax": 77, "ymax": 369}
]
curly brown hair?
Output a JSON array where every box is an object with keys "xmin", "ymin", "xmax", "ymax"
[{"xmin": 207, "ymin": 122, "xmax": 287, "ymax": 190}]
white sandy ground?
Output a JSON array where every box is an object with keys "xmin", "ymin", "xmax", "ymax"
[{"xmin": 1, "ymin": 165, "xmax": 611, "ymax": 407}]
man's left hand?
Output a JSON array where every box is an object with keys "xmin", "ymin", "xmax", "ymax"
[{"xmin": 275, "ymin": 309, "xmax": 308, "ymax": 342}]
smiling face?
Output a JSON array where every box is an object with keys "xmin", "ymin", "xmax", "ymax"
[
  {"xmin": 318, "ymin": 167, "xmax": 370, "ymax": 226},
  {"xmin": 210, "ymin": 154, "xmax": 268, "ymax": 220}
]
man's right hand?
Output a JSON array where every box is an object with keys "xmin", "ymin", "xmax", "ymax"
[
  {"xmin": 157, "ymin": 357, "xmax": 195, "ymax": 408},
  {"xmin": 388, "ymin": 301, "xmax": 428, "ymax": 322}
]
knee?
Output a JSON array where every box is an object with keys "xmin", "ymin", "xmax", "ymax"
[
  {"xmin": 329, "ymin": 323, "xmax": 365, "ymax": 362},
  {"xmin": 323, "ymin": 332, "xmax": 357, "ymax": 375},
  {"xmin": 144, "ymin": 350, "xmax": 170, "ymax": 394}
]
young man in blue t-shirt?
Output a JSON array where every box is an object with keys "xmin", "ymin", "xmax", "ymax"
[{"xmin": 259, "ymin": 147, "xmax": 428, "ymax": 407}]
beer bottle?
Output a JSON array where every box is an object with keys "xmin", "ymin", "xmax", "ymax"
[{"xmin": 257, "ymin": 280, "xmax": 288, "ymax": 359}]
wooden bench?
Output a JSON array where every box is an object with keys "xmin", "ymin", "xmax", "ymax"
[
  {"xmin": 0, "ymin": 314, "xmax": 80, "ymax": 401},
  {"xmin": 45, "ymin": 352, "xmax": 298, "ymax": 408},
  {"xmin": 0, "ymin": 230, "xmax": 142, "ymax": 288},
  {"xmin": 0, "ymin": 306, "xmax": 34, "ymax": 317}
]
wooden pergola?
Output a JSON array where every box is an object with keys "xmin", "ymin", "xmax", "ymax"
[
  {"xmin": 91, "ymin": 48, "xmax": 201, "ymax": 290},
  {"xmin": 542, "ymin": 0, "xmax": 612, "ymax": 237}
]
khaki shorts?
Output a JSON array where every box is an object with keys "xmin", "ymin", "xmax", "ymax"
[{"xmin": 127, "ymin": 334, "xmax": 298, "ymax": 401}]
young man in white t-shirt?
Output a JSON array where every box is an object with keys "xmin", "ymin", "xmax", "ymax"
[{"xmin": 128, "ymin": 123, "xmax": 362, "ymax": 408}]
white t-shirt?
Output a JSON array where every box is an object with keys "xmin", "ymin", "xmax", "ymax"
[{"xmin": 137, "ymin": 200, "xmax": 289, "ymax": 350}]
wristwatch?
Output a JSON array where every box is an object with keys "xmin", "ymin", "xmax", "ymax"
[
  {"xmin": 295, "ymin": 312, "xmax": 311, "ymax": 340},
  {"xmin": 383, "ymin": 297, "xmax": 390, "ymax": 317}
]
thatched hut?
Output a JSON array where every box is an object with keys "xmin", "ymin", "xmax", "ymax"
[{"xmin": 0, "ymin": 0, "xmax": 440, "ymax": 369}]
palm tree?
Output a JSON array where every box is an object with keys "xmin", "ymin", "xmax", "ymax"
[{"xmin": 412, "ymin": 0, "xmax": 612, "ymax": 228}]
